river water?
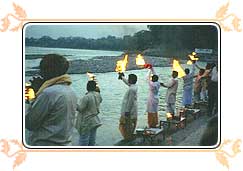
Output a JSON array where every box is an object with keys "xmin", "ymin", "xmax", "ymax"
[{"xmin": 25, "ymin": 47, "xmax": 206, "ymax": 146}]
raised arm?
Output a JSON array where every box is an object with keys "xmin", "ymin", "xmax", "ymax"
[
  {"xmin": 189, "ymin": 63, "xmax": 196, "ymax": 77},
  {"xmin": 121, "ymin": 76, "xmax": 130, "ymax": 86}
]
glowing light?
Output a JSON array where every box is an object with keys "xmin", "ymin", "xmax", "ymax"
[
  {"xmin": 172, "ymin": 59, "xmax": 186, "ymax": 78},
  {"xmin": 115, "ymin": 54, "xmax": 128, "ymax": 73},
  {"xmin": 87, "ymin": 72, "xmax": 95, "ymax": 80},
  {"xmin": 25, "ymin": 83, "xmax": 35, "ymax": 100},
  {"xmin": 136, "ymin": 54, "xmax": 146, "ymax": 66},
  {"xmin": 187, "ymin": 52, "xmax": 199, "ymax": 65},
  {"xmin": 166, "ymin": 113, "xmax": 173, "ymax": 120},
  {"xmin": 187, "ymin": 60, "xmax": 193, "ymax": 65}
]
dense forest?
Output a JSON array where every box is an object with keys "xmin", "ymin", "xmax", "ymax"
[{"xmin": 25, "ymin": 25, "xmax": 218, "ymax": 57}]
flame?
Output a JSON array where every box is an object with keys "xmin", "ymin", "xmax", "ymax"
[
  {"xmin": 25, "ymin": 83, "xmax": 35, "ymax": 100},
  {"xmin": 172, "ymin": 59, "xmax": 186, "ymax": 78},
  {"xmin": 115, "ymin": 54, "xmax": 128, "ymax": 73},
  {"xmin": 166, "ymin": 113, "xmax": 173, "ymax": 119},
  {"xmin": 187, "ymin": 52, "xmax": 199, "ymax": 65},
  {"xmin": 136, "ymin": 54, "xmax": 145, "ymax": 66},
  {"xmin": 188, "ymin": 54, "xmax": 199, "ymax": 61},
  {"xmin": 187, "ymin": 60, "xmax": 193, "ymax": 65},
  {"xmin": 87, "ymin": 72, "xmax": 95, "ymax": 80}
]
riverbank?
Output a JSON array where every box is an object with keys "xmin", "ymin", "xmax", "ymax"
[
  {"xmin": 25, "ymin": 54, "xmax": 176, "ymax": 76},
  {"xmin": 115, "ymin": 102, "xmax": 217, "ymax": 146},
  {"xmin": 114, "ymin": 115, "xmax": 211, "ymax": 146}
]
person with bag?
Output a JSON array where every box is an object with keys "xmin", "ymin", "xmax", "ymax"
[{"xmin": 76, "ymin": 80, "xmax": 102, "ymax": 146}]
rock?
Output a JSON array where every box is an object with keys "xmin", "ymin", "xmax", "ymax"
[{"xmin": 25, "ymin": 55, "xmax": 175, "ymax": 76}]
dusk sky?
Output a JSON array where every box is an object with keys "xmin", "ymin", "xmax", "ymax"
[{"xmin": 25, "ymin": 25, "xmax": 148, "ymax": 39}]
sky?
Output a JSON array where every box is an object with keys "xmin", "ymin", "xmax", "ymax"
[{"xmin": 25, "ymin": 24, "xmax": 148, "ymax": 39}]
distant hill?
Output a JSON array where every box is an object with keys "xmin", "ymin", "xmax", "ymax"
[{"xmin": 25, "ymin": 25, "xmax": 218, "ymax": 59}]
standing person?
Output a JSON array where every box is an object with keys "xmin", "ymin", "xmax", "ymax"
[
  {"xmin": 76, "ymin": 80, "xmax": 102, "ymax": 146},
  {"xmin": 161, "ymin": 71, "xmax": 179, "ymax": 117},
  {"xmin": 194, "ymin": 68, "xmax": 205, "ymax": 102},
  {"xmin": 201, "ymin": 63, "xmax": 212, "ymax": 101},
  {"xmin": 193, "ymin": 63, "xmax": 213, "ymax": 102},
  {"xmin": 182, "ymin": 62, "xmax": 196, "ymax": 107},
  {"xmin": 207, "ymin": 63, "xmax": 218, "ymax": 116},
  {"xmin": 146, "ymin": 65, "xmax": 161, "ymax": 128},
  {"xmin": 118, "ymin": 73, "xmax": 138, "ymax": 141},
  {"xmin": 25, "ymin": 54, "xmax": 77, "ymax": 146}
]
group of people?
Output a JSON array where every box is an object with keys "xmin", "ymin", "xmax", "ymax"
[
  {"xmin": 118, "ymin": 60, "xmax": 218, "ymax": 141},
  {"xmin": 25, "ymin": 54, "xmax": 102, "ymax": 146},
  {"xmin": 25, "ymin": 54, "xmax": 218, "ymax": 146}
]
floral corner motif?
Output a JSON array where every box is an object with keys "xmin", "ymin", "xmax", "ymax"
[
  {"xmin": 0, "ymin": 2, "xmax": 27, "ymax": 32},
  {"xmin": 215, "ymin": 139, "xmax": 242, "ymax": 170},
  {"xmin": 0, "ymin": 139, "xmax": 27, "ymax": 170},
  {"xmin": 215, "ymin": 1, "xmax": 242, "ymax": 32}
]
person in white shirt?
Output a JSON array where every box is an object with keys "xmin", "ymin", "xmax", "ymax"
[
  {"xmin": 25, "ymin": 54, "xmax": 77, "ymax": 146},
  {"xmin": 208, "ymin": 63, "xmax": 218, "ymax": 116},
  {"xmin": 161, "ymin": 71, "xmax": 179, "ymax": 117},
  {"xmin": 118, "ymin": 73, "xmax": 138, "ymax": 141},
  {"xmin": 146, "ymin": 66, "xmax": 161, "ymax": 128}
]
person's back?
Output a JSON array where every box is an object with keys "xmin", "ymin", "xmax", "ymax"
[
  {"xmin": 148, "ymin": 81, "xmax": 160, "ymax": 99},
  {"xmin": 76, "ymin": 91, "xmax": 102, "ymax": 134},
  {"xmin": 25, "ymin": 54, "xmax": 77, "ymax": 146},
  {"xmin": 182, "ymin": 64, "xmax": 195, "ymax": 106},
  {"xmin": 161, "ymin": 71, "xmax": 178, "ymax": 115},
  {"xmin": 119, "ymin": 73, "xmax": 138, "ymax": 140},
  {"xmin": 147, "ymin": 67, "xmax": 161, "ymax": 128},
  {"xmin": 78, "ymin": 91, "xmax": 102, "ymax": 117},
  {"xmin": 76, "ymin": 80, "xmax": 102, "ymax": 146},
  {"xmin": 121, "ymin": 83, "xmax": 138, "ymax": 119},
  {"xmin": 165, "ymin": 78, "xmax": 178, "ymax": 104},
  {"xmin": 26, "ymin": 84, "xmax": 77, "ymax": 146}
]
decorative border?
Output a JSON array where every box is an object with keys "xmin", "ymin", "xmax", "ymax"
[
  {"xmin": 0, "ymin": 1, "xmax": 242, "ymax": 171},
  {"xmin": 0, "ymin": 1, "xmax": 242, "ymax": 32},
  {"xmin": 215, "ymin": 139, "xmax": 242, "ymax": 170},
  {"xmin": 0, "ymin": 139, "xmax": 27, "ymax": 170},
  {"xmin": 1, "ymin": 139, "xmax": 242, "ymax": 170}
]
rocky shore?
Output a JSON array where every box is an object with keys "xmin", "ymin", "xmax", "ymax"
[{"xmin": 25, "ymin": 54, "xmax": 176, "ymax": 76}]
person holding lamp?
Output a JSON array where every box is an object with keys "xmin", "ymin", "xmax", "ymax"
[{"xmin": 118, "ymin": 72, "xmax": 138, "ymax": 141}]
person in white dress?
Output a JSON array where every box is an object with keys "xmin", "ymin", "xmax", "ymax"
[{"xmin": 146, "ymin": 65, "xmax": 162, "ymax": 128}]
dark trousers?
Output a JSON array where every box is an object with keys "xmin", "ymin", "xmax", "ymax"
[{"xmin": 207, "ymin": 81, "xmax": 218, "ymax": 116}]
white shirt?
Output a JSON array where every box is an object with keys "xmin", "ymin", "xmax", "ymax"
[
  {"xmin": 147, "ymin": 68, "xmax": 160, "ymax": 113},
  {"xmin": 120, "ymin": 77, "xmax": 138, "ymax": 118},
  {"xmin": 164, "ymin": 78, "xmax": 178, "ymax": 103},
  {"xmin": 211, "ymin": 66, "xmax": 218, "ymax": 82}
]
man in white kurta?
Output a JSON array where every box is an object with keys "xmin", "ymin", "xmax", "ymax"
[
  {"xmin": 161, "ymin": 71, "xmax": 179, "ymax": 116},
  {"xmin": 119, "ymin": 73, "xmax": 138, "ymax": 140},
  {"xmin": 147, "ymin": 67, "xmax": 161, "ymax": 127}
]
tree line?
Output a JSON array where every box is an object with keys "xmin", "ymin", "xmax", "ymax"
[{"xmin": 25, "ymin": 25, "xmax": 218, "ymax": 57}]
